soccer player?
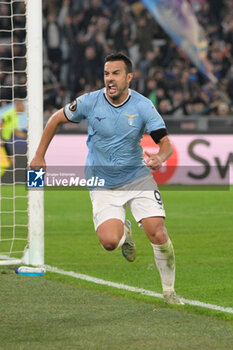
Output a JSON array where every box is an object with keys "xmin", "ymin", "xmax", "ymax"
[
  {"xmin": 30, "ymin": 52, "xmax": 183, "ymax": 305},
  {"xmin": 0, "ymin": 100, "xmax": 26, "ymax": 167}
]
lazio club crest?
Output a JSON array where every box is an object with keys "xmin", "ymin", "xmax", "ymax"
[{"xmin": 125, "ymin": 113, "xmax": 139, "ymax": 126}]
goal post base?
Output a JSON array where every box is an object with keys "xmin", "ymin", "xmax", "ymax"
[
  {"xmin": 0, "ymin": 248, "xmax": 43, "ymax": 266},
  {"xmin": 0, "ymin": 255, "xmax": 23, "ymax": 266}
]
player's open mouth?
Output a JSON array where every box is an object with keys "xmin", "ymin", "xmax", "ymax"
[{"xmin": 108, "ymin": 83, "xmax": 117, "ymax": 93}]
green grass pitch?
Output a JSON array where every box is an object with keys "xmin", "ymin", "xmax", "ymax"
[
  {"xmin": 0, "ymin": 185, "xmax": 233, "ymax": 349},
  {"xmin": 44, "ymin": 186, "xmax": 233, "ymax": 310}
]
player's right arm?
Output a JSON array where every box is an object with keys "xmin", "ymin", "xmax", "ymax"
[{"xmin": 30, "ymin": 108, "xmax": 68, "ymax": 170}]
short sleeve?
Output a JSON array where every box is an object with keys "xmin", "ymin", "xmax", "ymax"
[
  {"xmin": 141, "ymin": 100, "xmax": 166, "ymax": 133},
  {"xmin": 64, "ymin": 93, "xmax": 90, "ymax": 123}
]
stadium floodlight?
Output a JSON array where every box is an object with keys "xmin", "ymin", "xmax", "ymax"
[{"xmin": 0, "ymin": 0, "xmax": 44, "ymax": 266}]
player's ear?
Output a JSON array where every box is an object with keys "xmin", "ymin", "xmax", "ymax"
[{"xmin": 127, "ymin": 72, "xmax": 133, "ymax": 85}]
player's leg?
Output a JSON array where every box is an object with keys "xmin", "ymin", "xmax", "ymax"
[
  {"xmin": 121, "ymin": 219, "xmax": 136, "ymax": 262},
  {"xmin": 140, "ymin": 216, "xmax": 183, "ymax": 304},
  {"xmin": 89, "ymin": 190, "xmax": 136, "ymax": 260},
  {"xmin": 96, "ymin": 219, "xmax": 136, "ymax": 261},
  {"xmin": 96, "ymin": 218, "xmax": 125, "ymax": 251},
  {"xmin": 129, "ymin": 186, "xmax": 183, "ymax": 304},
  {"xmin": 139, "ymin": 214, "xmax": 176, "ymax": 297}
]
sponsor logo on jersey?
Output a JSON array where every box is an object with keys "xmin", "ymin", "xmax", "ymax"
[{"xmin": 95, "ymin": 117, "xmax": 106, "ymax": 122}]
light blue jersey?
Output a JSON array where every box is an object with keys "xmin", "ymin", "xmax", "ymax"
[{"xmin": 64, "ymin": 88, "xmax": 166, "ymax": 188}]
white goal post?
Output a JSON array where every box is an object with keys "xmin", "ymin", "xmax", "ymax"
[
  {"xmin": 0, "ymin": 0, "xmax": 44, "ymax": 266},
  {"xmin": 27, "ymin": 0, "xmax": 44, "ymax": 266}
]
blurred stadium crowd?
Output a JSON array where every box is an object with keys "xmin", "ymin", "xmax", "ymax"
[{"xmin": 0, "ymin": 0, "xmax": 233, "ymax": 119}]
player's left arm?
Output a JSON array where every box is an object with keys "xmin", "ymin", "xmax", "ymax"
[
  {"xmin": 142, "ymin": 99, "xmax": 173, "ymax": 169},
  {"xmin": 145, "ymin": 133, "xmax": 173, "ymax": 170}
]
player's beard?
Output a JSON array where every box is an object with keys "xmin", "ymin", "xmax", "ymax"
[{"xmin": 107, "ymin": 81, "xmax": 128, "ymax": 102}]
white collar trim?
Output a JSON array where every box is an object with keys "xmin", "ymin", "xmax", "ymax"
[{"xmin": 104, "ymin": 88, "xmax": 131, "ymax": 107}]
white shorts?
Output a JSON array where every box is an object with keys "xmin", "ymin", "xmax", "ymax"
[{"xmin": 89, "ymin": 175, "xmax": 166, "ymax": 230}]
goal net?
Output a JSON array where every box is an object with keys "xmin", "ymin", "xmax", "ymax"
[{"xmin": 0, "ymin": 0, "xmax": 44, "ymax": 266}]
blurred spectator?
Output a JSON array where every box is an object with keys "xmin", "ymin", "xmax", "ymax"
[
  {"xmin": 44, "ymin": 13, "xmax": 62, "ymax": 78},
  {"xmin": 130, "ymin": 68, "xmax": 144, "ymax": 94},
  {"xmin": 158, "ymin": 99, "xmax": 174, "ymax": 115},
  {"xmin": 217, "ymin": 102, "xmax": 230, "ymax": 115},
  {"xmin": 136, "ymin": 11, "xmax": 157, "ymax": 54},
  {"xmin": 0, "ymin": 3, "xmax": 11, "ymax": 39},
  {"xmin": 145, "ymin": 77, "xmax": 157, "ymax": 107},
  {"xmin": 80, "ymin": 45, "xmax": 102, "ymax": 88},
  {"xmin": 0, "ymin": 100, "xmax": 27, "ymax": 166}
]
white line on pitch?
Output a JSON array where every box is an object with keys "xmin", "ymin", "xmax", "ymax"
[{"xmin": 45, "ymin": 265, "xmax": 233, "ymax": 315}]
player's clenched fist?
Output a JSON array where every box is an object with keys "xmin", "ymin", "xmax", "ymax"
[
  {"xmin": 145, "ymin": 151, "xmax": 163, "ymax": 170},
  {"xmin": 30, "ymin": 156, "xmax": 46, "ymax": 171}
]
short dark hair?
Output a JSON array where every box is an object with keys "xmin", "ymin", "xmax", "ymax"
[{"xmin": 104, "ymin": 52, "xmax": 133, "ymax": 74}]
